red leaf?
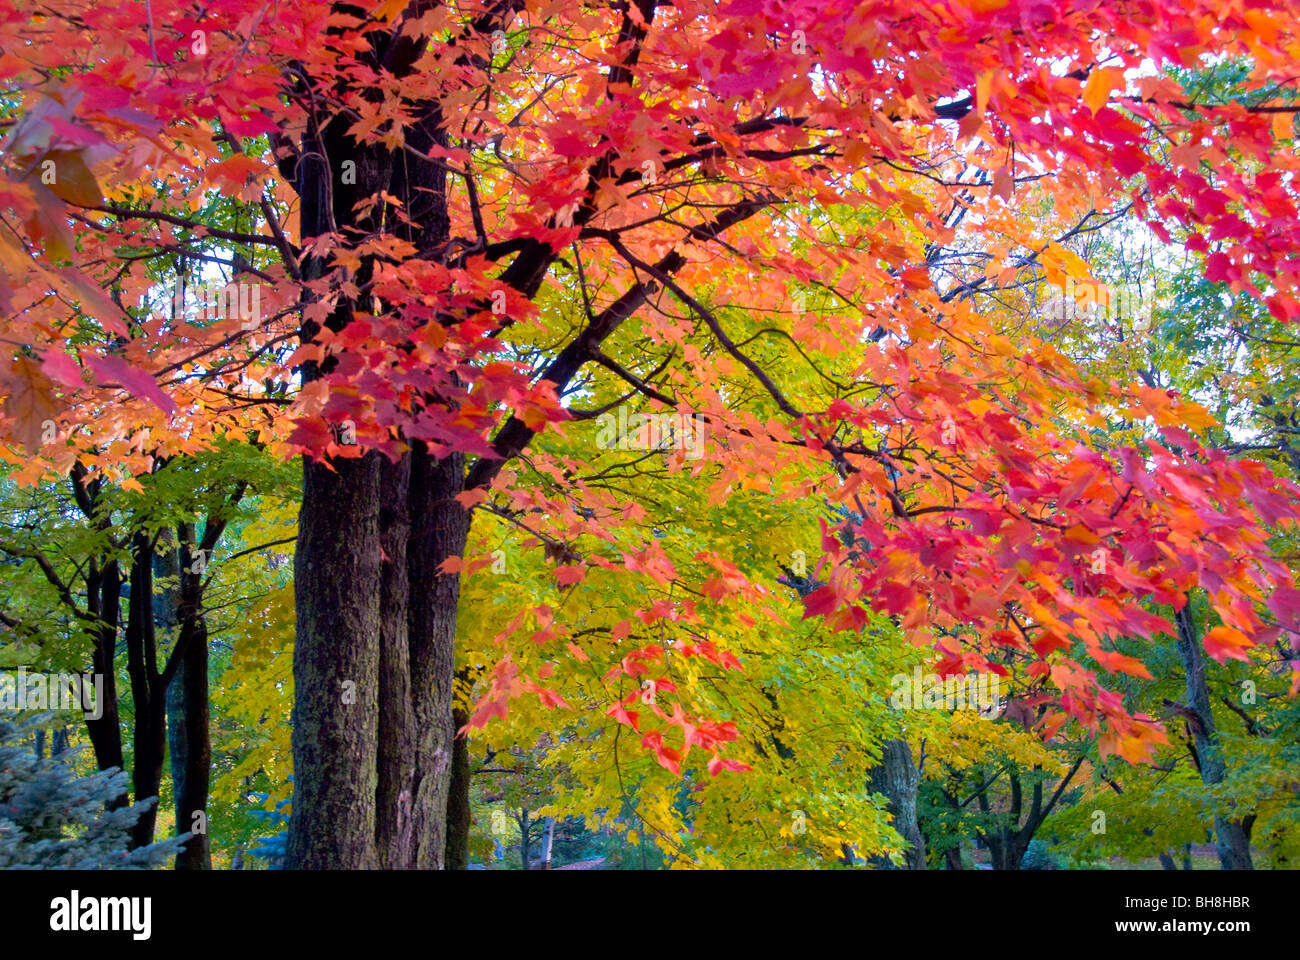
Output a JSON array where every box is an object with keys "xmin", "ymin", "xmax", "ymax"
[{"xmin": 83, "ymin": 353, "xmax": 174, "ymax": 414}]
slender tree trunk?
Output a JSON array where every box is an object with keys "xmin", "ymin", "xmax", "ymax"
[
  {"xmin": 168, "ymin": 525, "xmax": 212, "ymax": 870},
  {"xmin": 127, "ymin": 532, "xmax": 167, "ymax": 850},
  {"xmin": 1175, "ymin": 606, "xmax": 1254, "ymax": 869},
  {"xmin": 540, "ymin": 817, "xmax": 556, "ymax": 869},
  {"xmin": 84, "ymin": 559, "xmax": 126, "ymax": 808},
  {"xmin": 519, "ymin": 809, "xmax": 531, "ymax": 870},
  {"xmin": 867, "ymin": 738, "xmax": 926, "ymax": 869},
  {"xmin": 446, "ymin": 681, "xmax": 473, "ymax": 870},
  {"xmin": 376, "ymin": 454, "xmax": 415, "ymax": 869},
  {"xmin": 167, "ymin": 618, "xmax": 211, "ymax": 869},
  {"xmin": 407, "ymin": 445, "xmax": 472, "ymax": 869}
]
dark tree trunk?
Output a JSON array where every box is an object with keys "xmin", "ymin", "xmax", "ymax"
[
  {"xmin": 519, "ymin": 809, "xmax": 531, "ymax": 871},
  {"xmin": 376, "ymin": 453, "xmax": 415, "ymax": 869},
  {"xmin": 445, "ymin": 681, "xmax": 473, "ymax": 870},
  {"xmin": 287, "ymin": 451, "xmax": 384, "ymax": 869},
  {"xmin": 84, "ymin": 559, "xmax": 126, "ymax": 808},
  {"xmin": 168, "ymin": 525, "xmax": 212, "ymax": 870},
  {"xmin": 282, "ymin": 13, "xmax": 466, "ymax": 867},
  {"xmin": 977, "ymin": 757, "xmax": 1083, "ymax": 869},
  {"xmin": 70, "ymin": 468, "xmax": 126, "ymax": 806},
  {"xmin": 167, "ymin": 624, "xmax": 210, "ymax": 869},
  {"xmin": 407, "ymin": 445, "xmax": 472, "ymax": 869},
  {"xmin": 1175, "ymin": 606, "xmax": 1254, "ymax": 869},
  {"xmin": 127, "ymin": 532, "xmax": 167, "ymax": 850},
  {"xmin": 867, "ymin": 738, "xmax": 926, "ymax": 869}
]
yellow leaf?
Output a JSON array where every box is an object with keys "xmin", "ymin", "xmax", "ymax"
[{"xmin": 1083, "ymin": 67, "xmax": 1123, "ymax": 115}]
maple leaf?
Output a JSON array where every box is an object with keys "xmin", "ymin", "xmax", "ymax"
[
  {"xmin": 40, "ymin": 349, "xmax": 83, "ymax": 389},
  {"xmin": 801, "ymin": 585, "xmax": 840, "ymax": 620},
  {"xmin": 1202, "ymin": 625, "xmax": 1254, "ymax": 664},
  {"xmin": 83, "ymin": 354, "xmax": 175, "ymax": 414},
  {"xmin": 1, "ymin": 353, "xmax": 60, "ymax": 452},
  {"xmin": 554, "ymin": 564, "xmax": 586, "ymax": 586}
]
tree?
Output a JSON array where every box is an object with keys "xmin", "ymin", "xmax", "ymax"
[
  {"xmin": 0, "ymin": 715, "xmax": 188, "ymax": 868},
  {"xmin": 3, "ymin": 0, "xmax": 1300, "ymax": 871}
]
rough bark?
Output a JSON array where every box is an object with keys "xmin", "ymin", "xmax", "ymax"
[
  {"xmin": 287, "ymin": 451, "xmax": 384, "ymax": 869},
  {"xmin": 126, "ymin": 532, "xmax": 167, "ymax": 850},
  {"xmin": 282, "ymin": 9, "xmax": 467, "ymax": 868},
  {"xmin": 70, "ymin": 467, "xmax": 127, "ymax": 806},
  {"xmin": 375, "ymin": 453, "xmax": 415, "ymax": 869},
  {"xmin": 867, "ymin": 738, "xmax": 926, "ymax": 869},
  {"xmin": 407, "ymin": 445, "xmax": 472, "ymax": 869},
  {"xmin": 445, "ymin": 677, "xmax": 473, "ymax": 870},
  {"xmin": 83, "ymin": 558, "xmax": 125, "ymax": 805},
  {"xmin": 1175, "ymin": 605, "xmax": 1254, "ymax": 869},
  {"xmin": 168, "ymin": 525, "xmax": 213, "ymax": 870}
]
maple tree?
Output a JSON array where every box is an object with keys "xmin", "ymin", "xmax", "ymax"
[{"xmin": 2, "ymin": 0, "xmax": 1300, "ymax": 871}]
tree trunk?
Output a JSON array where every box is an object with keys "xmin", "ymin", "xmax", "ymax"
[
  {"xmin": 84, "ymin": 559, "xmax": 126, "ymax": 808},
  {"xmin": 375, "ymin": 453, "xmax": 415, "ymax": 869},
  {"xmin": 406, "ymin": 445, "xmax": 472, "ymax": 869},
  {"xmin": 1175, "ymin": 606, "xmax": 1254, "ymax": 869},
  {"xmin": 287, "ymin": 451, "xmax": 384, "ymax": 869},
  {"xmin": 446, "ymin": 683, "xmax": 473, "ymax": 870},
  {"xmin": 867, "ymin": 738, "xmax": 926, "ymax": 869},
  {"xmin": 540, "ymin": 817, "xmax": 556, "ymax": 869},
  {"xmin": 168, "ymin": 526, "xmax": 212, "ymax": 870},
  {"xmin": 127, "ymin": 532, "xmax": 168, "ymax": 850},
  {"xmin": 519, "ymin": 809, "xmax": 531, "ymax": 870},
  {"xmin": 166, "ymin": 619, "xmax": 211, "ymax": 869},
  {"xmin": 282, "ymin": 16, "xmax": 465, "ymax": 867}
]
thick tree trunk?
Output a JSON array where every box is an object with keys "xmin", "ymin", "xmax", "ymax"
[
  {"xmin": 1175, "ymin": 606, "xmax": 1254, "ymax": 869},
  {"xmin": 287, "ymin": 452, "xmax": 384, "ymax": 869},
  {"xmin": 867, "ymin": 738, "xmax": 926, "ymax": 869},
  {"xmin": 284, "ymin": 66, "xmax": 389, "ymax": 865},
  {"xmin": 282, "ymin": 8, "xmax": 469, "ymax": 866}
]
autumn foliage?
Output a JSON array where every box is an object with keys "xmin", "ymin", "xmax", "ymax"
[{"xmin": 2, "ymin": 0, "xmax": 1300, "ymax": 867}]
